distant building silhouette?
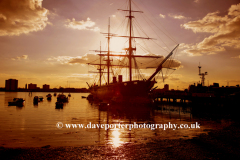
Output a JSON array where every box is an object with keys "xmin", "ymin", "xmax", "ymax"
[
  {"xmin": 153, "ymin": 84, "xmax": 170, "ymax": 93},
  {"xmin": 43, "ymin": 84, "xmax": 50, "ymax": 90},
  {"xmin": 164, "ymin": 84, "xmax": 169, "ymax": 91},
  {"xmin": 28, "ymin": 83, "xmax": 37, "ymax": 90},
  {"xmin": 5, "ymin": 79, "xmax": 18, "ymax": 91}
]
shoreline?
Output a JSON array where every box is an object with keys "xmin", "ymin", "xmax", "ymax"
[{"xmin": 1, "ymin": 121, "xmax": 239, "ymax": 160}]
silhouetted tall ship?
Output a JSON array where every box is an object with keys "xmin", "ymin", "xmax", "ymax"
[{"xmin": 87, "ymin": 0, "xmax": 179, "ymax": 103}]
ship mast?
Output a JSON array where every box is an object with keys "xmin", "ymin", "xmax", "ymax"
[
  {"xmin": 123, "ymin": 0, "xmax": 142, "ymax": 81},
  {"xmin": 107, "ymin": 18, "xmax": 111, "ymax": 84},
  {"xmin": 118, "ymin": 0, "xmax": 162, "ymax": 81},
  {"xmin": 99, "ymin": 18, "xmax": 115, "ymax": 85},
  {"xmin": 89, "ymin": 0, "xmax": 174, "ymax": 86},
  {"xmin": 128, "ymin": 0, "xmax": 133, "ymax": 82},
  {"xmin": 99, "ymin": 42, "xmax": 102, "ymax": 86}
]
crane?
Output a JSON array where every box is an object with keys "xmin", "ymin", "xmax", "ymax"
[{"xmin": 198, "ymin": 63, "xmax": 208, "ymax": 86}]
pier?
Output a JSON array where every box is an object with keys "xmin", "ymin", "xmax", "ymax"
[
  {"xmin": 152, "ymin": 89, "xmax": 239, "ymax": 107},
  {"xmin": 153, "ymin": 91, "xmax": 190, "ymax": 103}
]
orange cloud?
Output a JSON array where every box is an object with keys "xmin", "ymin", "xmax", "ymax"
[
  {"xmin": 182, "ymin": 3, "xmax": 240, "ymax": 56},
  {"xmin": 11, "ymin": 55, "xmax": 29, "ymax": 60},
  {"xmin": 47, "ymin": 53, "xmax": 182, "ymax": 69},
  {"xmin": 168, "ymin": 14, "xmax": 188, "ymax": 19},
  {"xmin": 180, "ymin": 43, "xmax": 225, "ymax": 56},
  {"xmin": 231, "ymin": 55, "xmax": 240, "ymax": 59},
  {"xmin": 0, "ymin": 0, "xmax": 49, "ymax": 36},
  {"xmin": 159, "ymin": 14, "xmax": 166, "ymax": 18},
  {"xmin": 65, "ymin": 17, "xmax": 99, "ymax": 31}
]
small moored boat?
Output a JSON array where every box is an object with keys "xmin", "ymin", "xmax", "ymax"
[
  {"xmin": 33, "ymin": 96, "xmax": 39, "ymax": 103},
  {"xmin": 8, "ymin": 98, "xmax": 25, "ymax": 106},
  {"xmin": 57, "ymin": 94, "xmax": 68, "ymax": 102},
  {"xmin": 46, "ymin": 94, "xmax": 52, "ymax": 100},
  {"xmin": 87, "ymin": 94, "xmax": 94, "ymax": 101},
  {"xmin": 55, "ymin": 101, "xmax": 63, "ymax": 109},
  {"xmin": 39, "ymin": 96, "xmax": 44, "ymax": 101}
]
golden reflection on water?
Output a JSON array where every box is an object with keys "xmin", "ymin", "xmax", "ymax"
[
  {"xmin": 111, "ymin": 129, "xmax": 123, "ymax": 147},
  {"xmin": 0, "ymin": 92, "xmax": 230, "ymax": 148}
]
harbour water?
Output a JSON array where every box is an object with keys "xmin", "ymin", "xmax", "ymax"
[{"xmin": 0, "ymin": 92, "xmax": 232, "ymax": 148}]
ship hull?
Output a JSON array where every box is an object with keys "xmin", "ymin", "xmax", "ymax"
[{"xmin": 89, "ymin": 80, "xmax": 155, "ymax": 103}]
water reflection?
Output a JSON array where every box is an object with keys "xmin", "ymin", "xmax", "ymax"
[
  {"xmin": 4, "ymin": 92, "xmax": 18, "ymax": 106},
  {"xmin": 16, "ymin": 105, "xmax": 24, "ymax": 110},
  {"xmin": 110, "ymin": 129, "xmax": 122, "ymax": 147},
  {"xmin": 90, "ymin": 102, "xmax": 199, "ymax": 147},
  {"xmin": 0, "ymin": 92, "xmax": 232, "ymax": 148}
]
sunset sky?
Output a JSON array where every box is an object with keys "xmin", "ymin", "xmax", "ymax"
[{"xmin": 0, "ymin": 0, "xmax": 240, "ymax": 90}]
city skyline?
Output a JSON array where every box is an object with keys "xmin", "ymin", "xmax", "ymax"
[
  {"xmin": 0, "ymin": 0, "xmax": 240, "ymax": 89},
  {"xmin": 3, "ymin": 79, "xmax": 85, "ymax": 90}
]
